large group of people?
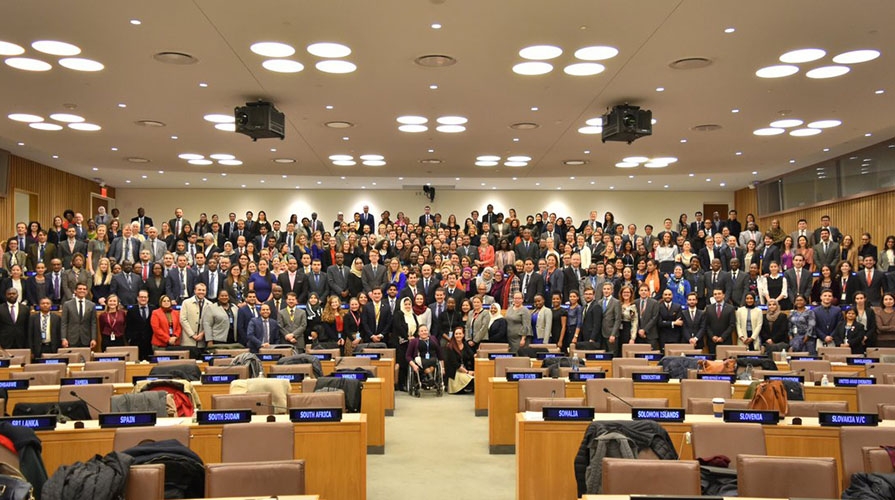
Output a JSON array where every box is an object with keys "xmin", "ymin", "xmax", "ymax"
[{"xmin": 2, "ymin": 203, "xmax": 895, "ymax": 394}]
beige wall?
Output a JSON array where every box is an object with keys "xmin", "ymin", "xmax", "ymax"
[{"xmin": 115, "ymin": 188, "xmax": 733, "ymax": 231}]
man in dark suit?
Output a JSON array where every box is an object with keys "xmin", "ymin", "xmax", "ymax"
[
  {"xmin": 481, "ymin": 204, "xmax": 498, "ymax": 227},
  {"xmin": 577, "ymin": 210, "xmax": 602, "ymax": 234},
  {"xmin": 111, "ymin": 261, "xmax": 142, "ymax": 306},
  {"xmin": 264, "ymin": 285, "xmax": 285, "ymax": 321},
  {"xmin": 361, "ymin": 288, "xmax": 391, "ymax": 344},
  {"xmin": 419, "ymin": 264, "xmax": 439, "ymax": 305},
  {"xmin": 60, "ymin": 283, "xmax": 97, "ymax": 349},
  {"xmin": 599, "ymin": 282, "xmax": 622, "ymax": 355},
  {"xmin": 326, "ymin": 252, "xmax": 350, "ymax": 303},
  {"xmin": 681, "ymin": 292, "xmax": 706, "ymax": 349},
  {"xmin": 514, "ymin": 229, "xmax": 540, "ymax": 263},
  {"xmin": 701, "ymin": 258, "xmax": 732, "ymax": 306},
  {"xmin": 562, "ymin": 254, "xmax": 585, "ymax": 302},
  {"xmin": 222, "ymin": 213, "xmax": 238, "ymax": 240},
  {"xmin": 688, "ymin": 212, "xmax": 704, "ymax": 238},
  {"xmin": 26, "ymin": 231, "xmax": 56, "ymax": 272},
  {"xmin": 856, "ymin": 254, "xmax": 886, "ymax": 306},
  {"xmin": 109, "ymin": 224, "xmax": 139, "ymax": 264},
  {"xmin": 362, "ymin": 250, "xmax": 388, "ymax": 293},
  {"xmin": 277, "ymin": 258, "xmax": 309, "ymax": 305},
  {"xmin": 28, "ymin": 297, "xmax": 60, "ymax": 358},
  {"xmin": 0, "ymin": 288, "xmax": 29, "ymax": 349},
  {"xmin": 399, "ymin": 270, "xmax": 422, "ymax": 303},
  {"xmin": 130, "ymin": 207, "xmax": 153, "ymax": 236},
  {"xmin": 813, "ymin": 215, "xmax": 842, "ymax": 244},
  {"xmin": 198, "ymin": 258, "xmax": 226, "ymax": 302},
  {"xmin": 813, "ymin": 228, "xmax": 840, "ymax": 271},
  {"xmin": 758, "ymin": 235, "xmax": 781, "ymax": 275},
  {"xmin": 520, "ymin": 259, "xmax": 546, "ymax": 305},
  {"xmin": 789, "ymin": 219, "xmax": 816, "ymax": 248},
  {"xmin": 697, "ymin": 235, "xmax": 721, "ymax": 272},
  {"xmin": 358, "ymin": 206, "xmax": 375, "ymax": 234},
  {"xmin": 165, "ymin": 254, "xmax": 199, "ymax": 304},
  {"xmin": 455, "ymin": 235, "xmax": 479, "ymax": 262},
  {"xmin": 58, "ymin": 227, "xmax": 87, "ymax": 269},
  {"xmin": 575, "ymin": 287, "xmax": 603, "ymax": 348},
  {"xmin": 704, "ymin": 288, "xmax": 736, "ymax": 355},
  {"xmin": 125, "ymin": 289, "xmax": 155, "ymax": 360},
  {"xmin": 784, "ymin": 254, "xmax": 813, "ymax": 304},
  {"xmin": 246, "ymin": 303, "xmax": 280, "ymax": 353},
  {"xmin": 418, "ymin": 206, "xmax": 435, "ymax": 227},
  {"xmin": 635, "ymin": 284, "xmax": 660, "ymax": 349},
  {"xmin": 719, "ymin": 236, "xmax": 744, "ymax": 272},
  {"xmin": 306, "ymin": 259, "xmax": 329, "ymax": 299},
  {"xmin": 307, "ymin": 212, "xmax": 325, "ymax": 235},
  {"xmin": 236, "ymin": 291, "xmax": 261, "ymax": 346},
  {"xmin": 443, "ymin": 273, "xmax": 466, "ymax": 305},
  {"xmin": 168, "ymin": 208, "xmax": 191, "ymax": 238},
  {"xmin": 656, "ymin": 289, "xmax": 684, "ymax": 349}
]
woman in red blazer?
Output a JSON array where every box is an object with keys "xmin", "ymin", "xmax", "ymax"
[{"xmin": 150, "ymin": 295, "xmax": 182, "ymax": 350}]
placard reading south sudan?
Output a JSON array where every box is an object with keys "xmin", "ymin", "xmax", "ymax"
[
  {"xmin": 98, "ymin": 412, "xmax": 157, "ymax": 428},
  {"xmin": 542, "ymin": 407, "xmax": 595, "ymax": 421},
  {"xmin": 196, "ymin": 409, "xmax": 252, "ymax": 425}
]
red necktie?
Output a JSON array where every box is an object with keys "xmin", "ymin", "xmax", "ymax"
[{"xmin": 716, "ymin": 304, "xmax": 721, "ymax": 318}]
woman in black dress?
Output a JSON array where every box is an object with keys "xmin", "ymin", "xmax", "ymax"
[
  {"xmin": 549, "ymin": 291, "xmax": 568, "ymax": 351},
  {"xmin": 444, "ymin": 326, "xmax": 475, "ymax": 394},
  {"xmin": 143, "ymin": 263, "xmax": 167, "ymax": 306}
]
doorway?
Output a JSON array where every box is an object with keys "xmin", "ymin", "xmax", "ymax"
[
  {"xmin": 91, "ymin": 193, "xmax": 112, "ymax": 221},
  {"xmin": 14, "ymin": 189, "xmax": 38, "ymax": 224},
  {"xmin": 703, "ymin": 203, "xmax": 729, "ymax": 224}
]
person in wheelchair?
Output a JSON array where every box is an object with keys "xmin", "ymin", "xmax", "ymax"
[{"xmin": 407, "ymin": 325, "xmax": 444, "ymax": 392}]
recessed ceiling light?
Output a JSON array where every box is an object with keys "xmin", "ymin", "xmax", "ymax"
[
  {"xmin": 731, "ymin": 109, "xmax": 740, "ymax": 113},
  {"xmin": 615, "ymin": 162, "xmax": 638, "ymax": 168},
  {"xmin": 50, "ymin": 113, "xmax": 85, "ymax": 123},
  {"xmin": 769, "ymin": 119, "xmax": 804, "ymax": 128},
  {"xmin": 32, "ymin": 40, "xmax": 80, "ymax": 56},
  {"xmin": 779, "ymin": 48, "xmax": 826, "ymax": 63},
  {"xmin": 340, "ymin": 177, "xmax": 346, "ymax": 180},
  {"xmin": 159, "ymin": 170, "xmax": 164, "ymax": 174},
  {"xmin": 209, "ymin": 153, "xmax": 235, "ymax": 160},
  {"xmin": 807, "ymin": 119, "xmax": 841, "ymax": 129},
  {"xmin": 753, "ymin": 127, "xmax": 785, "ymax": 136},
  {"xmin": 315, "ymin": 60, "xmax": 357, "ymax": 73},
  {"xmin": 307, "ymin": 42, "xmax": 351, "ymax": 58},
  {"xmin": 250, "ymin": 42, "xmax": 295, "ymax": 58},
  {"xmin": 111, "ymin": 147, "xmax": 118, "ymax": 151},
  {"xmin": 342, "ymin": 136, "xmax": 349, "ymax": 141},
  {"xmin": 481, "ymin": 182, "xmax": 487, "ymax": 186},
  {"xmin": 5, "ymin": 57, "xmax": 52, "ymax": 71},
  {"xmin": 735, "ymin": 151, "xmax": 742, "ymax": 155},
  {"xmin": 8, "ymin": 113, "xmax": 43, "ymax": 123},
  {"xmin": 269, "ymin": 148, "xmax": 277, "ymax": 152},
  {"xmin": 563, "ymin": 63, "xmax": 605, "ymax": 76},
  {"xmin": 652, "ymin": 157, "xmax": 678, "ymax": 163},
  {"xmin": 117, "ymin": 103, "xmax": 127, "ymax": 108},
  {"xmin": 806, "ymin": 65, "xmax": 850, "ymax": 79},
  {"xmin": 125, "ymin": 180, "xmax": 131, "ymax": 183},
  {"xmin": 170, "ymin": 135, "xmax": 178, "ymax": 140},
  {"xmin": 68, "ymin": 123, "xmax": 101, "ymax": 131},
  {"xmin": 477, "ymin": 155, "xmax": 501, "ymax": 162},
  {"xmin": 513, "ymin": 138, "xmax": 519, "ymax": 142},
  {"xmin": 623, "ymin": 156, "xmax": 649, "ymax": 163},
  {"xmin": 436, "ymin": 116, "xmax": 468, "ymax": 125},
  {"xmin": 58, "ymin": 58, "xmax": 104, "ymax": 71},
  {"xmin": 719, "ymin": 182, "xmax": 726, "ymax": 187},
  {"xmin": 512, "ymin": 62, "xmax": 553, "ymax": 75},
  {"xmin": 680, "ymin": 139, "xmax": 688, "ymax": 143},
  {"xmin": 585, "ymin": 118, "xmax": 602, "ymax": 126},
  {"xmin": 16, "ymin": 142, "xmax": 23, "ymax": 146},
  {"xmin": 569, "ymin": 176, "xmax": 575, "ymax": 180},
  {"xmin": 427, "ymin": 149, "xmax": 435, "ymax": 153},
  {"xmin": 323, "ymin": 121, "xmax": 353, "ymax": 129},
  {"xmin": 273, "ymin": 158, "xmax": 296, "ymax": 163},
  {"xmin": 397, "ymin": 115, "xmax": 428, "ymax": 125},
  {"xmin": 436, "ymin": 125, "xmax": 465, "ymax": 133},
  {"xmin": 178, "ymin": 153, "xmax": 204, "ymax": 160},
  {"xmin": 789, "ymin": 159, "xmax": 796, "ymax": 164},
  {"xmin": 504, "ymin": 161, "xmax": 527, "ymax": 167},
  {"xmin": 398, "ymin": 124, "xmax": 428, "ymax": 133},
  {"xmin": 92, "ymin": 167, "xmax": 98, "ymax": 171},
  {"xmin": 865, "ymin": 133, "xmax": 873, "ymax": 137},
  {"xmin": 127, "ymin": 157, "xmax": 149, "ymax": 163},
  {"xmin": 456, "ymin": 177, "xmax": 461, "ymax": 181},
  {"xmin": 790, "ymin": 128, "xmax": 822, "ymax": 137},
  {"xmin": 706, "ymin": 178, "xmax": 711, "ymax": 182},
  {"xmin": 475, "ymin": 161, "xmax": 498, "ymax": 167},
  {"xmin": 535, "ymin": 182, "xmax": 541, "ymax": 186},
  {"xmin": 218, "ymin": 160, "xmax": 244, "ymax": 166},
  {"xmin": 755, "ymin": 65, "xmax": 799, "ymax": 78},
  {"xmin": 204, "ymin": 113, "xmax": 234, "ymax": 123},
  {"xmin": 262, "ymin": 59, "xmax": 304, "ymax": 73},
  {"xmin": 29, "ymin": 123, "xmax": 63, "ymax": 131},
  {"xmin": 876, "ymin": 89, "xmax": 885, "ymax": 94},
  {"xmin": 832, "ymin": 49, "xmax": 880, "ymax": 64},
  {"xmin": 724, "ymin": 28, "xmax": 735, "ymax": 34},
  {"xmin": 507, "ymin": 155, "xmax": 531, "ymax": 162},
  {"xmin": 519, "ymin": 45, "xmax": 562, "ymax": 60},
  {"xmin": 578, "ymin": 126, "xmax": 602, "ymax": 134},
  {"xmin": 431, "ymin": 23, "xmax": 442, "ymax": 29},
  {"xmin": 317, "ymin": 181, "xmax": 322, "ymax": 184},
  {"xmin": 130, "ymin": 19, "xmax": 142, "ymax": 25},
  {"xmin": 531, "ymin": 106, "xmax": 539, "ymax": 111},
  {"xmin": 584, "ymin": 150, "xmax": 591, "ymax": 154},
  {"xmin": 141, "ymin": 175, "xmax": 148, "ymax": 179},
  {"xmin": 398, "ymin": 177, "xmax": 404, "ymax": 180},
  {"xmin": 689, "ymin": 173, "xmax": 695, "ymax": 177},
  {"xmin": 188, "ymin": 159, "xmax": 213, "ymax": 166},
  {"xmin": 574, "ymin": 46, "xmax": 619, "ymax": 61},
  {"xmin": 655, "ymin": 87, "xmax": 665, "ymax": 92},
  {"xmin": 360, "ymin": 154, "xmax": 385, "ymax": 161},
  {"xmin": 51, "ymin": 155, "xmax": 59, "ymax": 159},
  {"xmin": 0, "ymin": 41, "xmax": 25, "ymax": 56},
  {"xmin": 644, "ymin": 162, "xmax": 669, "ymax": 168},
  {"xmin": 629, "ymin": 175, "xmax": 635, "ymax": 179},
  {"xmin": 215, "ymin": 123, "xmax": 235, "ymax": 132},
  {"xmin": 329, "ymin": 154, "xmax": 353, "ymax": 161},
  {"xmin": 363, "ymin": 160, "xmax": 386, "ymax": 167},
  {"xmin": 564, "ymin": 160, "xmax": 588, "ymax": 166},
  {"xmin": 429, "ymin": 84, "xmax": 438, "ymax": 90}
]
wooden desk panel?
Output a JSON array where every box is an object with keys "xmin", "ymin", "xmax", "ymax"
[
  {"xmin": 731, "ymin": 383, "xmax": 857, "ymax": 411},
  {"xmin": 474, "ymin": 359, "xmax": 494, "ymax": 416},
  {"xmin": 6, "ymin": 384, "xmax": 133, "ymax": 410},
  {"xmin": 371, "ymin": 359, "xmax": 395, "ymax": 414}
]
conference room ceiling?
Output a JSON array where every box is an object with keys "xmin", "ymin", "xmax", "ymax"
[{"xmin": 1, "ymin": 0, "xmax": 894, "ymax": 191}]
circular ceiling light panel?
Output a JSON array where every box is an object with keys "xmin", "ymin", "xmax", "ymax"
[
  {"xmin": 68, "ymin": 123, "xmax": 101, "ymax": 131},
  {"xmin": 250, "ymin": 42, "xmax": 295, "ymax": 58},
  {"xmin": 623, "ymin": 156, "xmax": 649, "ymax": 163},
  {"xmin": 504, "ymin": 161, "xmax": 527, "ymax": 167},
  {"xmin": 806, "ymin": 65, "xmax": 850, "ymax": 79},
  {"xmin": 262, "ymin": 59, "xmax": 304, "ymax": 73},
  {"xmin": 49, "ymin": 113, "xmax": 85, "ymax": 123},
  {"xmin": 315, "ymin": 60, "xmax": 356, "ymax": 73},
  {"xmin": 651, "ymin": 157, "xmax": 678, "ymax": 164},
  {"xmin": 518, "ymin": 45, "xmax": 562, "ymax": 60},
  {"xmin": 755, "ymin": 64, "xmax": 799, "ymax": 78},
  {"xmin": 218, "ymin": 159, "xmax": 243, "ymax": 166},
  {"xmin": 563, "ymin": 62, "xmax": 605, "ymax": 76},
  {"xmin": 152, "ymin": 51, "xmax": 198, "ymax": 64},
  {"xmin": 615, "ymin": 162, "xmax": 638, "ymax": 168},
  {"xmin": 209, "ymin": 153, "xmax": 235, "ymax": 160},
  {"xmin": 398, "ymin": 124, "xmax": 428, "ymax": 133},
  {"xmin": 188, "ymin": 159, "xmax": 213, "ymax": 166},
  {"xmin": 790, "ymin": 128, "xmax": 822, "ymax": 137},
  {"xmin": 178, "ymin": 154, "xmax": 205, "ymax": 160},
  {"xmin": 779, "ymin": 48, "xmax": 826, "ymax": 63},
  {"xmin": 31, "ymin": 40, "xmax": 81, "ymax": 56},
  {"xmin": 273, "ymin": 158, "xmax": 295, "ymax": 164},
  {"xmin": 512, "ymin": 62, "xmax": 553, "ymax": 75},
  {"xmin": 324, "ymin": 121, "xmax": 353, "ymax": 128},
  {"xmin": 644, "ymin": 162, "xmax": 669, "ymax": 168},
  {"xmin": 333, "ymin": 160, "xmax": 356, "ymax": 166},
  {"xmin": 832, "ymin": 49, "xmax": 880, "ymax": 64},
  {"xmin": 215, "ymin": 123, "xmax": 235, "ymax": 131},
  {"xmin": 363, "ymin": 160, "xmax": 386, "ymax": 166},
  {"xmin": 204, "ymin": 113, "xmax": 235, "ymax": 123},
  {"xmin": 307, "ymin": 42, "xmax": 351, "ymax": 58},
  {"xmin": 507, "ymin": 155, "xmax": 532, "ymax": 162},
  {"xmin": 574, "ymin": 46, "xmax": 619, "ymax": 61},
  {"xmin": 436, "ymin": 116, "xmax": 468, "ymax": 125},
  {"xmin": 477, "ymin": 155, "xmax": 501, "ymax": 162},
  {"xmin": 475, "ymin": 161, "xmax": 498, "ymax": 167},
  {"xmin": 436, "ymin": 125, "xmax": 465, "ymax": 133},
  {"xmin": 769, "ymin": 119, "xmax": 804, "ymax": 128},
  {"xmin": 807, "ymin": 119, "xmax": 842, "ymax": 128},
  {"xmin": 29, "ymin": 122, "xmax": 63, "ymax": 131},
  {"xmin": 359, "ymin": 154, "xmax": 384, "ymax": 161},
  {"xmin": 585, "ymin": 117, "xmax": 603, "ymax": 126},
  {"xmin": 578, "ymin": 126, "xmax": 602, "ymax": 134},
  {"xmin": 753, "ymin": 127, "xmax": 786, "ymax": 136},
  {"xmin": 329, "ymin": 155, "xmax": 353, "ymax": 161},
  {"xmin": 8, "ymin": 113, "xmax": 43, "ymax": 123},
  {"xmin": 396, "ymin": 115, "xmax": 427, "ymax": 125},
  {"xmin": 59, "ymin": 58, "xmax": 104, "ymax": 71},
  {"xmin": 5, "ymin": 57, "xmax": 52, "ymax": 71},
  {"xmin": 0, "ymin": 41, "xmax": 25, "ymax": 56}
]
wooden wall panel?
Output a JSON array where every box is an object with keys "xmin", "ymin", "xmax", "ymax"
[
  {"xmin": 0, "ymin": 153, "xmax": 114, "ymax": 232},
  {"xmin": 735, "ymin": 188, "xmax": 759, "ymax": 219},
  {"xmin": 757, "ymin": 189, "xmax": 895, "ymax": 242}
]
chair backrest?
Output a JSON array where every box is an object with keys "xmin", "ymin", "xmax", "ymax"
[
  {"xmin": 880, "ymin": 404, "xmax": 895, "ymax": 419},
  {"xmin": 857, "ymin": 385, "xmax": 895, "ymax": 416},
  {"xmin": 205, "ymin": 460, "xmax": 305, "ymax": 498},
  {"xmin": 825, "ymin": 354, "xmax": 863, "ymax": 363},
  {"xmin": 113, "ymin": 426, "xmax": 191, "ymax": 451},
  {"xmin": 840, "ymin": 427, "xmax": 895, "ymax": 484},
  {"xmin": 736, "ymin": 454, "xmax": 838, "ymax": 499},
  {"xmin": 610, "ymin": 358, "xmax": 648, "ymax": 378},
  {"xmin": 663, "ymin": 344, "xmax": 695, "ymax": 356},
  {"xmin": 335, "ymin": 357, "xmax": 373, "ymax": 369},
  {"xmin": 269, "ymin": 364, "xmax": 315, "ymax": 378},
  {"xmin": 691, "ymin": 423, "xmax": 766, "ymax": 467},
  {"xmin": 10, "ymin": 370, "xmax": 61, "ymax": 385},
  {"xmin": 494, "ymin": 357, "xmax": 532, "ymax": 377},
  {"xmin": 221, "ymin": 422, "xmax": 294, "ymax": 463},
  {"xmin": 24, "ymin": 363, "xmax": 67, "ymax": 377},
  {"xmin": 211, "ymin": 357, "xmax": 235, "ymax": 366},
  {"xmin": 688, "ymin": 398, "xmax": 750, "ymax": 414},
  {"xmin": 818, "ymin": 346, "xmax": 851, "ymax": 357},
  {"xmin": 212, "ymin": 393, "xmax": 273, "ymax": 415},
  {"xmin": 608, "ymin": 397, "xmax": 668, "ymax": 412},
  {"xmin": 863, "ymin": 446, "xmax": 895, "ymax": 473},
  {"xmin": 715, "ymin": 345, "xmax": 750, "ymax": 359},
  {"xmin": 3, "ymin": 349, "xmax": 31, "ymax": 364},
  {"xmin": 478, "ymin": 342, "xmax": 509, "ymax": 352},
  {"xmin": 58, "ymin": 383, "xmax": 114, "ymax": 419},
  {"xmin": 786, "ymin": 400, "xmax": 849, "ymax": 417},
  {"xmin": 868, "ymin": 348, "xmax": 895, "ymax": 358},
  {"xmin": 125, "ymin": 464, "xmax": 165, "ymax": 500},
  {"xmin": 585, "ymin": 378, "xmax": 634, "ymax": 412},
  {"xmin": 56, "ymin": 347, "xmax": 92, "ymax": 362},
  {"xmin": 886, "ymin": 374, "xmax": 895, "ymax": 385},
  {"xmin": 156, "ymin": 359, "xmax": 196, "ymax": 368},
  {"xmin": 617, "ymin": 364, "xmax": 662, "ymax": 378},
  {"xmin": 789, "ymin": 360, "xmax": 833, "ymax": 380},
  {"xmin": 83, "ymin": 361, "xmax": 126, "ymax": 382},
  {"xmin": 680, "ymin": 380, "xmax": 732, "ymax": 406},
  {"xmin": 259, "ymin": 347, "xmax": 293, "ymax": 356},
  {"xmin": 79, "ymin": 370, "xmax": 121, "ymax": 384},
  {"xmin": 0, "ymin": 442, "xmax": 20, "ymax": 469},
  {"xmin": 866, "ymin": 363, "xmax": 895, "ymax": 381},
  {"xmin": 621, "ymin": 343, "xmax": 654, "ymax": 357},
  {"xmin": 602, "ymin": 458, "xmax": 701, "ymax": 495},
  {"xmin": 213, "ymin": 348, "xmax": 249, "ymax": 356},
  {"xmin": 204, "ymin": 364, "xmax": 249, "ymax": 379},
  {"xmin": 287, "ymin": 391, "xmax": 346, "ymax": 411},
  {"xmin": 102, "ymin": 346, "xmax": 140, "ymax": 362},
  {"xmin": 517, "ymin": 378, "xmax": 566, "ymax": 412},
  {"xmin": 524, "ymin": 397, "xmax": 585, "ymax": 412}
]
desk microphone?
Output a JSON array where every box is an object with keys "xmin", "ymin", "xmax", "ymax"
[
  {"xmin": 68, "ymin": 390, "xmax": 103, "ymax": 417},
  {"xmin": 549, "ymin": 389, "xmax": 556, "ymax": 407},
  {"xmin": 602, "ymin": 387, "xmax": 633, "ymax": 408},
  {"xmin": 256, "ymin": 401, "xmax": 290, "ymax": 413}
]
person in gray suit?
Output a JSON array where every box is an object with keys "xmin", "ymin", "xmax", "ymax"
[
  {"xmin": 109, "ymin": 224, "xmax": 140, "ymax": 265},
  {"xmin": 635, "ymin": 283, "xmax": 660, "ymax": 349},
  {"xmin": 61, "ymin": 254, "xmax": 92, "ymax": 304},
  {"xmin": 202, "ymin": 289, "xmax": 240, "ymax": 347},
  {"xmin": 278, "ymin": 292, "xmax": 307, "ymax": 352},
  {"xmin": 599, "ymin": 282, "xmax": 622, "ymax": 355},
  {"xmin": 813, "ymin": 228, "xmax": 840, "ymax": 271},
  {"xmin": 728, "ymin": 258, "xmax": 748, "ymax": 307},
  {"xmin": 326, "ymin": 252, "xmax": 350, "ymax": 303},
  {"xmin": 58, "ymin": 227, "xmax": 87, "ymax": 269},
  {"xmin": 110, "ymin": 261, "xmax": 141, "ymax": 306},
  {"xmin": 362, "ymin": 250, "xmax": 387, "ymax": 293},
  {"xmin": 784, "ymin": 254, "xmax": 813, "ymax": 304},
  {"xmin": 306, "ymin": 259, "xmax": 329, "ymax": 299},
  {"xmin": 61, "ymin": 283, "xmax": 97, "ymax": 348},
  {"xmin": 140, "ymin": 227, "xmax": 168, "ymax": 264}
]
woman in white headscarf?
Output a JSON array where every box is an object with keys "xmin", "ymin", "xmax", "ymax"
[
  {"xmin": 476, "ymin": 267, "xmax": 495, "ymax": 292},
  {"xmin": 486, "ymin": 302, "xmax": 508, "ymax": 344},
  {"xmin": 392, "ymin": 297, "xmax": 417, "ymax": 390}
]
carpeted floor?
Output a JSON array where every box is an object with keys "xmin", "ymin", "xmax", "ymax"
[{"xmin": 367, "ymin": 391, "xmax": 515, "ymax": 500}]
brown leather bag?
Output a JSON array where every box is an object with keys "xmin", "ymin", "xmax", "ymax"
[
  {"xmin": 697, "ymin": 358, "xmax": 737, "ymax": 374},
  {"xmin": 748, "ymin": 380, "xmax": 789, "ymax": 415}
]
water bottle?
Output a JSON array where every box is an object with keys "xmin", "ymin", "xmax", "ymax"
[
  {"xmin": 780, "ymin": 347, "xmax": 787, "ymax": 362},
  {"xmin": 821, "ymin": 374, "xmax": 829, "ymax": 386},
  {"xmin": 572, "ymin": 353, "xmax": 580, "ymax": 372}
]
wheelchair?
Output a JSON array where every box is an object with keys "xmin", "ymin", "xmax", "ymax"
[{"xmin": 406, "ymin": 356, "xmax": 444, "ymax": 398}]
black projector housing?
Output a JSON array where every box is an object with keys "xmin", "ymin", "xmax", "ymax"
[
  {"xmin": 601, "ymin": 104, "xmax": 652, "ymax": 144},
  {"xmin": 235, "ymin": 101, "xmax": 285, "ymax": 141}
]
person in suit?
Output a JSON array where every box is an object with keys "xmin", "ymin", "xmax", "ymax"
[
  {"xmin": 26, "ymin": 231, "xmax": 56, "ymax": 272},
  {"xmin": 520, "ymin": 259, "xmax": 546, "ymax": 305},
  {"xmin": 704, "ymin": 288, "xmax": 736, "ymax": 355},
  {"xmin": 728, "ymin": 258, "xmax": 748, "ymax": 307},
  {"xmin": 562, "ymin": 253, "xmax": 585, "ymax": 302},
  {"xmin": 165, "ymin": 254, "xmax": 198, "ymax": 304},
  {"xmin": 277, "ymin": 258, "xmax": 309, "ymax": 305},
  {"xmin": 140, "ymin": 227, "xmax": 168, "ymax": 264},
  {"xmin": 264, "ymin": 285, "xmax": 285, "ymax": 321},
  {"xmin": 202, "ymin": 289, "xmax": 240, "ymax": 348},
  {"xmin": 47, "ymin": 258, "xmax": 65, "ymax": 305},
  {"xmin": 701, "ymin": 258, "xmax": 732, "ymax": 306},
  {"xmin": 758, "ymin": 235, "xmax": 781, "ymax": 275},
  {"xmin": 813, "ymin": 215, "xmax": 842, "ymax": 244},
  {"xmin": 0, "ymin": 288, "xmax": 29, "ymax": 349},
  {"xmin": 28, "ymin": 297, "xmax": 60, "ymax": 357},
  {"xmin": 719, "ymin": 236, "xmax": 744, "ymax": 272},
  {"xmin": 688, "ymin": 212, "xmax": 704, "ymax": 239},
  {"xmin": 201, "ymin": 233, "xmax": 220, "ymax": 260},
  {"xmin": 398, "ymin": 270, "xmax": 422, "ymax": 303},
  {"xmin": 125, "ymin": 289, "xmax": 155, "ymax": 360},
  {"xmin": 236, "ymin": 290, "xmax": 261, "ymax": 346},
  {"xmin": 455, "ymin": 235, "xmax": 479, "ymax": 262},
  {"xmin": 681, "ymin": 292, "xmax": 706, "ymax": 350},
  {"xmin": 168, "ymin": 208, "xmax": 191, "ymax": 240},
  {"xmin": 599, "ymin": 282, "xmax": 622, "ymax": 354},
  {"xmin": 443, "ymin": 272, "xmax": 466, "ymax": 305},
  {"xmin": 656, "ymin": 288, "xmax": 684, "ymax": 349},
  {"xmin": 246, "ymin": 303, "xmax": 279, "ymax": 353},
  {"xmin": 277, "ymin": 292, "xmax": 307, "ymax": 352},
  {"xmin": 544, "ymin": 255, "xmax": 564, "ymax": 301},
  {"xmin": 784, "ymin": 254, "xmax": 813, "ymax": 305},
  {"xmin": 58, "ymin": 227, "xmax": 88, "ymax": 269},
  {"xmin": 358, "ymin": 206, "xmax": 375, "ymax": 234},
  {"xmin": 362, "ymin": 250, "xmax": 388, "ymax": 293},
  {"xmin": 306, "ymin": 259, "xmax": 329, "ymax": 299},
  {"xmin": 109, "ymin": 224, "xmax": 139, "ymax": 265},
  {"xmin": 110, "ymin": 261, "xmax": 142, "ymax": 306},
  {"xmin": 418, "ymin": 265, "xmax": 439, "ymax": 305},
  {"xmin": 198, "ymin": 258, "xmax": 225, "ymax": 303},
  {"xmin": 60, "ymin": 283, "xmax": 97, "ymax": 349},
  {"xmin": 61, "ymin": 253, "xmax": 92, "ymax": 304},
  {"xmin": 790, "ymin": 219, "xmax": 816, "ymax": 249},
  {"xmin": 813, "ymin": 228, "xmax": 840, "ymax": 271},
  {"xmin": 130, "ymin": 207, "xmax": 153, "ymax": 236},
  {"xmin": 361, "ymin": 288, "xmax": 391, "ymax": 344},
  {"xmin": 697, "ymin": 235, "xmax": 721, "ymax": 272},
  {"xmin": 178, "ymin": 282, "xmax": 210, "ymax": 357},
  {"xmin": 418, "ymin": 206, "xmax": 435, "ymax": 228},
  {"xmin": 577, "ymin": 210, "xmax": 602, "ymax": 234},
  {"xmin": 326, "ymin": 252, "xmax": 350, "ymax": 303},
  {"xmin": 856, "ymin": 254, "xmax": 886, "ymax": 306},
  {"xmin": 635, "ymin": 284, "xmax": 660, "ymax": 349}
]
